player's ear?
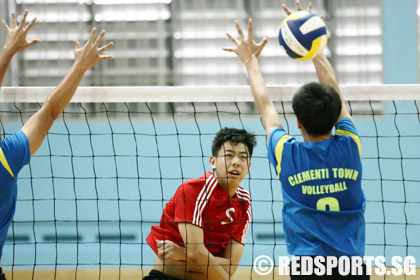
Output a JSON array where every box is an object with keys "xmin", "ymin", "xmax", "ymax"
[
  {"xmin": 297, "ymin": 118, "xmax": 303, "ymax": 129},
  {"xmin": 209, "ymin": 156, "xmax": 217, "ymax": 169},
  {"xmin": 246, "ymin": 161, "xmax": 251, "ymax": 173},
  {"xmin": 335, "ymin": 116, "xmax": 340, "ymax": 125}
]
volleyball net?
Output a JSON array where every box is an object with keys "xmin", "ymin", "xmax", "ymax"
[{"xmin": 0, "ymin": 85, "xmax": 419, "ymax": 279}]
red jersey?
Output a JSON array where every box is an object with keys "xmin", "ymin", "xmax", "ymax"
[{"xmin": 146, "ymin": 172, "xmax": 252, "ymax": 257}]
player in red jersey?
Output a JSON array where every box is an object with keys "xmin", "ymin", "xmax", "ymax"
[{"xmin": 145, "ymin": 128, "xmax": 256, "ymax": 280}]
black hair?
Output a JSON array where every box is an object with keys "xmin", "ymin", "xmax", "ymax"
[
  {"xmin": 292, "ymin": 82, "xmax": 342, "ymax": 136},
  {"xmin": 211, "ymin": 128, "xmax": 256, "ymax": 157}
]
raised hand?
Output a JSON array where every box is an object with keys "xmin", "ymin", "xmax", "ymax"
[
  {"xmin": 222, "ymin": 18, "xmax": 268, "ymax": 65},
  {"xmin": 282, "ymin": 0, "xmax": 313, "ymax": 15},
  {"xmin": 282, "ymin": 1, "xmax": 324, "ymax": 20},
  {"xmin": 1, "ymin": 10, "xmax": 40, "ymax": 55},
  {"xmin": 73, "ymin": 28, "xmax": 114, "ymax": 72}
]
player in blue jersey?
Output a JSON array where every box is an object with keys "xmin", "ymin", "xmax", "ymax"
[
  {"xmin": 0, "ymin": 10, "xmax": 113, "ymax": 279},
  {"xmin": 223, "ymin": 1, "xmax": 368, "ymax": 279}
]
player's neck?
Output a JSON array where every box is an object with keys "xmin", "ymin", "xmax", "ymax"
[
  {"xmin": 299, "ymin": 125, "xmax": 332, "ymax": 142},
  {"xmin": 302, "ymin": 131, "xmax": 332, "ymax": 142},
  {"xmin": 221, "ymin": 184, "xmax": 238, "ymax": 198},
  {"xmin": 215, "ymin": 178, "xmax": 238, "ymax": 198}
]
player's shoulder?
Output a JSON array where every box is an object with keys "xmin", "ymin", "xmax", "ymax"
[
  {"xmin": 178, "ymin": 172, "xmax": 217, "ymax": 193},
  {"xmin": 236, "ymin": 186, "xmax": 251, "ymax": 203},
  {"xmin": 1, "ymin": 131, "xmax": 28, "ymax": 149},
  {"xmin": 336, "ymin": 117, "xmax": 358, "ymax": 135},
  {"xmin": 0, "ymin": 131, "xmax": 31, "ymax": 165},
  {"xmin": 269, "ymin": 127, "xmax": 289, "ymax": 142},
  {"xmin": 269, "ymin": 127, "xmax": 296, "ymax": 148}
]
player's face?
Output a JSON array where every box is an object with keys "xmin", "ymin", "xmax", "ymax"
[{"xmin": 210, "ymin": 141, "xmax": 251, "ymax": 191}]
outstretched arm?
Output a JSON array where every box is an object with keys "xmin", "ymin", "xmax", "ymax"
[
  {"xmin": 312, "ymin": 53, "xmax": 350, "ymax": 120},
  {"xmin": 21, "ymin": 28, "xmax": 113, "ymax": 156},
  {"xmin": 0, "ymin": 10, "xmax": 39, "ymax": 88},
  {"xmin": 223, "ymin": 19, "xmax": 282, "ymax": 139}
]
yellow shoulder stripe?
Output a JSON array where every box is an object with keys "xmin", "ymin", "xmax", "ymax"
[
  {"xmin": 275, "ymin": 134, "xmax": 292, "ymax": 179},
  {"xmin": 0, "ymin": 147, "xmax": 14, "ymax": 178},
  {"xmin": 336, "ymin": 129, "xmax": 362, "ymax": 159}
]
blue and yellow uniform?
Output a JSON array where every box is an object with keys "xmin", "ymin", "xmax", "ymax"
[
  {"xmin": 0, "ymin": 131, "xmax": 30, "ymax": 259},
  {"xmin": 268, "ymin": 118, "xmax": 365, "ymax": 257}
]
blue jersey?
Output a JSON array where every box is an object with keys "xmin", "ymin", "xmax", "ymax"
[
  {"xmin": 0, "ymin": 131, "xmax": 30, "ymax": 259},
  {"xmin": 268, "ymin": 118, "xmax": 365, "ymax": 257}
]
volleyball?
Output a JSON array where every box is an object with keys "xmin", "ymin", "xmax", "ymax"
[{"xmin": 278, "ymin": 11, "xmax": 328, "ymax": 61}]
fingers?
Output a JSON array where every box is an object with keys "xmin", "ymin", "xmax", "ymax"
[
  {"xmin": 247, "ymin": 18, "xmax": 253, "ymax": 44},
  {"xmin": 256, "ymin": 36, "xmax": 268, "ymax": 57},
  {"xmin": 11, "ymin": 12, "xmax": 17, "ymax": 28},
  {"xmin": 73, "ymin": 40, "xmax": 81, "ymax": 49},
  {"xmin": 259, "ymin": 36, "xmax": 268, "ymax": 49},
  {"xmin": 99, "ymin": 41, "xmax": 113, "ymax": 52},
  {"xmin": 295, "ymin": 0, "xmax": 302, "ymax": 11},
  {"xmin": 94, "ymin": 30, "xmax": 106, "ymax": 47},
  {"xmin": 282, "ymin": 4, "xmax": 292, "ymax": 15},
  {"xmin": 235, "ymin": 20, "xmax": 245, "ymax": 40},
  {"xmin": 24, "ymin": 17, "xmax": 37, "ymax": 33},
  {"xmin": 221, "ymin": 47, "xmax": 236, "ymax": 53},
  {"xmin": 87, "ymin": 27, "xmax": 97, "ymax": 45},
  {"xmin": 19, "ymin": 10, "xmax": 28, "ymax": 29},
  {"xmin": 28, "ymin": 39, "xmax": 40, "ymax": 47},
  {"xmin": 99, "ymin": 55, "xmax": 114, "ymax": 61},
  {"xmin": 224, "ymin": 19, "xmax": 268, "ymax": 59},
  {"xmin": 5, "ymin": 10, "xmax": 36, "ymax": 33},
  {"xmin": 226, "ymin": 32, "xmax": 239, "ymax": 46},
  {"xmin": 157, "ymin": 245, "xmax": 167, "ymax": 257},
  {"xmin": 283, "ymin": 1, "xmax": 313, "ymax": 15},
  {"xmin": 157, "ymin": 240, "xmax": 173, "ymax": 257},
  {"xmin": 1, "ymin": 20, "xmax": 10, "ymax": 32},
  {"xmin": 90, "ymin": 29, "xmax": 114, "ymax": 58},
  {"xmin": 99, "ymin": 43, "xmax": 114, "ymax": 61},
  {"xmin": 157, "ymin": 240, "xmax": 172, "ymax": 247},
  {"xmin": 73, "ymin": 28, "xmax": 113, "ymax": 69}
]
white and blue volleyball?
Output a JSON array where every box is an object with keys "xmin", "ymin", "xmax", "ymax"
[{"xmin": 278, "ymin": 11, "xmax": 328, "ymax": 61}]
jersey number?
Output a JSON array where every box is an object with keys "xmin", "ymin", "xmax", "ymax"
[
  {"xmin": 226, "ymin": 207, "xmax": 235, "ymax": 222},
  {"xmin": 221, "ymin": 207, "xmax": 236, "ymax": 225},
  {"xmin": 316, "ymin": 197, "xmax": 340, "ymax": 211}
]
